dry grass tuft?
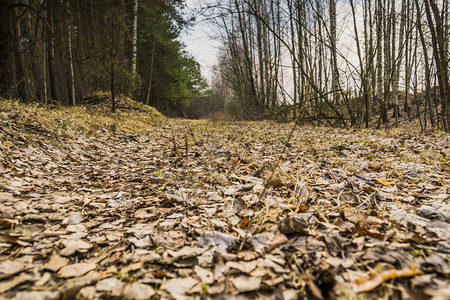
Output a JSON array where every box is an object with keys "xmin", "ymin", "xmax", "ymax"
[{"xmin": 0, "ymin": 97, "xmax": 164, "ymax": 138}]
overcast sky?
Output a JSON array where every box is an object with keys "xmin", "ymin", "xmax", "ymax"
[{"xmin": 180, "ymin": 0, "xmax": 220, "ymax": 82}]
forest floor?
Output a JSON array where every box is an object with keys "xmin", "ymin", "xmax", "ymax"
[{"xmin": 0, "ymin": 100, "xmax": 449, "ymax": 299}]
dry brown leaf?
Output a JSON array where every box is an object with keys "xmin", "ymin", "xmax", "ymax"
[
  {"xmin": 58, "ymin": 263, "xmax": 97, "ymax": 278},
  {"xmin": 1, "ymin": 108, "xmax": 449, "ymax": 299},
  {"xmin": 376, "ymin": 179, "xmax": 395, "ymax": 186},
  {"xmin": 0, "ymin": 273, "xmax": 33, "ymax": 293},
  {"xmin": 123, "ymin": 282, "xmax": 156, "ymax": 299},
  {"xmin": 231, "ymin": 276, "xmax": 261, "ymax": 292},
  {"xmin": 194, "ymin": 265, "xmax": 214, "ymax": 284},
  {"xmin": 161, "ymin": 277, "xmax": 198, "ymax": 298},
  {"xmin": 0, "ymin": 260, "xmax": 29, "ymax": 279},
  {"xmin": 96, "ymin": 277, "xmax": 125, "ymax": 292},
  {"xmin": 263, "ymin": 234, "xmax": 289, "ymax": 253},
  {"xmin": 44, "ymin": 253, "xmax": 69, "ymax": 272},
  {"xmin": 60, "ymin": 239, "xmax": 92, "ymax": 256},
  {"xmin": 353, "ymin": 265, "xmax": 423, "ymax": 293}
]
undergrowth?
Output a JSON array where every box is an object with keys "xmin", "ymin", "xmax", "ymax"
[{"xmin": 0, "ymin": 97, "xmax": 164, "ymax": 137}]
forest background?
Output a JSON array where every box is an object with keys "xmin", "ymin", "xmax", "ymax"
[
  {"xmin": 0, "ymin": 0, "xmax": 449, "ymax": 132},
  {"xmin": 0, "ymin": 0, "xmax": 208, "ymax": 115}
]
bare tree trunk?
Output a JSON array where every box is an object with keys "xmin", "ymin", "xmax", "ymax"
[
  {"xmin": 0, "ymin": 0, "xmax": 13, "ymax": 98},
  {"xmin": 383, "ymin": 0, "xmax": 391, "ymax": 123},
  {"xmin": 67, "ymin": 0, "xmax": 75, "ymax": 105},
  {"xmin": 47, "ymin": 0, "xmax": 57, "ymax": 101},
  {"xmin": 350, "ymin": 0, "xmax": 368, "ymax": 128},
  {"xmin": 12, "ymin": 2, "xmax": 30, "ymax": 101},
  {"xmin": 403, "ymin": 0, "xmax": 412, "ymax": 119},
  {"xmin": 110, "ymin": 19, "xmax": 116, "ymax": 113},
  {"xmin": 235, "ymin": 0, "xmax": 259, "ymax": 114},
  {"xmin": 412, "ymin": 32, "xmax": 423, "ymax": 130},
  {"xmin": 393, "ymin": 0, "xmax": 406, "ymax": 126},
  {"xmin": 256, "ymin": 1, "xmax": 265, "ymax": 109},
  {"xmin": 24, "ymin": 0, "xmax": 43, "ymax": 101},
  {"xmin": 146, "ymin": 43, "xmax": 155, "ymax": 105},
  {"xmin": 329, "ymin": 0, "xmax": 339, "ymax": 103},
  {"xmin": 414, "ymin": 0, "xmax": 435, "ymax": 129},
  {"xmin": 376, "ymin": 0, "xmax": 387, "ymax": 125},
  {"xmin": 287, "ymin": 0, "xmax": 297, "ymax": 118},
  {"xmin": 131, "ymin": 0, "xmax": 139, "ymax": 74},
  {"xmin": 118, "ymin": 0, "xmax": 126, "ymax": 68},
  {"xmin": 43, "ymin": 40, "xmax": 47, "ymax": 103},
  {"xmin": 423, "ymin": 0, "xmax": 450, "ymax": 132}
]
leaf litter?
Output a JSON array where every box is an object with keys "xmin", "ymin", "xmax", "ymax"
[{"xmin": 0, "ymin": 105, "xmax": 449, "ymax": 299}]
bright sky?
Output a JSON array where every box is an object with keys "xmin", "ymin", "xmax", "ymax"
[
  {"xmin": 180, "ymin": 0, "xmax": 220, "ymax": 83},
  {"xmin": 179, "ymin": 0, "xmax": 359, "ymax": 90}
]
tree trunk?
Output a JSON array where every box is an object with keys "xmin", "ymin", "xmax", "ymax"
[
  {"xmin": 131, "ymin": 0, "xmax": 138, "ymax": 74},
  {"xmin": 329, "ymin": 0, "xmax": 339, "ymax": 103},
  {"xmin": 0, "ymin": 0, "xmax": 13, "ymax": 97},
  {"xmin": 393, "ymin": 0, "xmax": 406, "ymax": 126},
  {"xmin": 383, "ymin": 0, "xmax": 391, "ymax": 123},
  {"xmin": 24, "ymin": 0, "xmax": 44, "ymax": 101},
  {"xmin": 146, "ymin": 43, "xmax": 155, "ymax": 105},
  {"xmin": 414, "ymin": 0, "xmax": 434, "ymax": 129},
  {"xmin": 47, "ymin": 0, "xmax": 57, "ymax": 101},
  {"xmin": 12, "ymin": 1, "xmax": 30, "ymax": 101},
  {"xmin": 423, "ymin": 0, "xmax": 450, "ymax": 132},
  {"xmin": 67, "ymin": 0, "xmax": 75, "ymax": 105},
  {"xmin": 235, "ymin": 0, "xmax": 259, "ymax": 114},
  {"xmin": 376, "ymin": 0, "xmax": 387, "ymax": 125},
  {"xmin": 110, "ymin": 19, "xmax": 116, "ymax": 113}
]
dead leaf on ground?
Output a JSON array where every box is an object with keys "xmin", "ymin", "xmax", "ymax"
[{"xmin": 58, "ymin": 263, "xmax": 97, "ymax": 278}]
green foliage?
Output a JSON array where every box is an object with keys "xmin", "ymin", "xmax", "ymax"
[
  {"xmin": 136, "ymin": 2, "xmax": 207, "ymax": 114},
  {"xmin": 0, "ymin": 0, "xmax": 205, "ymax": 114}
]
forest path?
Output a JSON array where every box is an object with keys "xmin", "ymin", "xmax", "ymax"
[{"xmin": 1, "ymin": 119, "xmax": 449, "ymax": 299}]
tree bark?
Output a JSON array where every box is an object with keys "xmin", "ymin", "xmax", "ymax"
[
  {"xmin": 146, "ymin": 43, "xmax": 155, "ymax": 105},
  {"xmin": 376, "ymin": 0, "xmax": 387, "ymax": 125},
  {"xmin": 131, "ymin": 0, "xmax": 139, "ymax": 74},
  {"xmin": 0, "ymin": 0, "xmax": 13, "ymax": 97},
  {"xmin": 47, "ymin": 0, "xmax": 57, "ymax": 101},
  {"xmin": 12, "ymin": 1, "xmax": 31, "ymax": 101},
  {"xmin": 329, "ymin": 0, "xmax": 339, "ymax": 103},
  {"xmin": 423, "ymin": 0, "xmax": 450, "ymax": 132},
  {"xmin": 234, "ymin": 0, "xmax": 259, "ymax": 114},
  {"xmin": 67, "ymin": 0, "xmax": 75, "ymax": 105}
]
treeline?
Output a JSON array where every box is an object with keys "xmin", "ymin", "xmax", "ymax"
[
  {"xmin": 207, "ymin": 0, "xmax": 450, "ymax": 131},
  {"xmin": 0, "ymin": 0, "xmax": 207, "ymax": 114}
]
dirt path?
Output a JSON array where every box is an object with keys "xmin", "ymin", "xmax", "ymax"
[{"xmin": 1, "ymin": 119, "xmax": 449, "ymax": 299}]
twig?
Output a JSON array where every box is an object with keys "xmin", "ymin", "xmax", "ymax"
[
  {"xmin": 167, "ymin": 121, "xmax": 177, "ymax": 152},
  {"xmin": 185, "ymin": 133, "xmax": 188, "ymax": 157},
  {"xmin": 183, "ymin": 112, "xmax": 198, "ymax": 145}
]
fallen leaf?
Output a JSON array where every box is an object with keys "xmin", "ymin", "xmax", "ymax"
[
  {"xmin": 58, "ymin": 263, "xmax": 97, "ymax": 278},
  {"xmin": 352, "ymin": 265, "xmax": 423, "ymax": 293},
  {"xmin": 11, "ymin": 290, "xmax": 60, "ymax": 300},
  {"xmin": 231, "ymin": 276, "xmax": 261, "ymax": 292},
  {"xmin": 0, "ymin": 273, "xmax": 34, "ymax": 293},
  {"xmin": 62, "ymin": 213, "xmax": 84, "ymax": 225},
  {"xmin": 194, "ymin": 265, "xmax": 214, "ymax": 284},
  {"xmin": 263, "ymin": 234, "xmax": 289, "ymax": 253},
  {"xmin": 44, "ymin": 253, "xmax": 69, "ymax": 272},
  {"xmin": 96, "ymin": 277, "xmax": 125, "ymax": 292},
  {"xmin": 60, "ymin": 239, "xmax": 92, "ymax": 256},
  {"xmin": 376, "ymin": 179, "xmax": 395, "ymax": 186},
  {"xmin": 161, "ymin": 277, "xmax": 198, "ymax": 298},
  {"xmin": 77, "ymin": 286, "xmax": 96, "ymax": 299},
  {"xmin": 0, "ymin": 260, "xmax": 28, "ymax": 278},
  {"xmin": 54, "ymin": 196, "xmax": 73, "ymax": 204},
  {"xmin": 123, "ymin": 282, "xmax": 156, "ymax": 299}
]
